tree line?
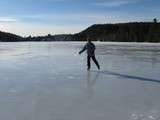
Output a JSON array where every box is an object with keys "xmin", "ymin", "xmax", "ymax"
[{"xmin": 0, "ymin": 21, "xmax": 160, "ymax": 42}]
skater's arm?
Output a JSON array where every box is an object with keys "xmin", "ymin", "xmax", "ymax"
[
  {"xmin": 79, "ymin": 45, "xmax": 86, "ymax": 54},
  {"xmin": 93, "ymin": 43, "xmax": 96, "ymax": 50}
]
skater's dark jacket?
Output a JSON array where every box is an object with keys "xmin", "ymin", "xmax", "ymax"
[{"xmin": 79, "ymin": 42, "xmax": 96, "ymax": 57}]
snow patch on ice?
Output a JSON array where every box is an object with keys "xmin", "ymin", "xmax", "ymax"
[{"xmin": 130, "ymin": 111, "xmax": 160, "ymax": 120}]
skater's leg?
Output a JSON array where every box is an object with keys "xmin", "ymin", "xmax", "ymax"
[
  {"xmin": 92, "ymin": 55, "xmax": 100, "ymax": 69},
  {"xmin": 87, "ymin": 56, "xmax": 91, "ymax": 70}
]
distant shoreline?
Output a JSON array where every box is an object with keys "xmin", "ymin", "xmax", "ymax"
[
  {"xmin": 1, "ymin": 22, "xmax": 160, "ymax": 42},
  {"xmin": 1, "ymin": 41, "xmax": 160, "ymax": 45}
]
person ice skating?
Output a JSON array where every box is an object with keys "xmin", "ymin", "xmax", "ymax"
[{"xmin": 79, "ymin": 37, "xmax": 100, "ymax": 70}]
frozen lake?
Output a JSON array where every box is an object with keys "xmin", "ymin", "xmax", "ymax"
[{"xmin": 0, "ymin": 42, "xmax": 160, "ymax": 120}]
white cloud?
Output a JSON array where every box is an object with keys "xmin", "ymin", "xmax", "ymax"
[
  {"xmin": 0, "ymin": 17, "xmax": 18, "ymax": 22},
  {"xmin": 92, "ymin": 0, "xmax": 144, "ymax": 7},
  {"xmin": 21, "ymin": 13, "xmax": 107, "ymax": 23},
  {"xmin": 39, "ymin": 0, "xmax": 71, "ymax": 2}
]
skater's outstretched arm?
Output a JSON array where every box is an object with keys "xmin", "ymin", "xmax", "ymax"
[{"xmin": 79, "ymin": 45, "xmax": 86, "ymax": 54}]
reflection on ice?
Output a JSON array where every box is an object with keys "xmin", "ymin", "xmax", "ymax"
[{"xmin": 86, "ymin": 71, "xmax": 100, "ymax": 97}]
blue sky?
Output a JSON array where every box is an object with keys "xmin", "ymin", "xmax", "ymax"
[{"xmin": 0, "ymin": 0, "xmax": 160, "ymax": 36}]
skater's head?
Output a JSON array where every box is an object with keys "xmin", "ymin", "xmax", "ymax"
[{"xmin": 87, "ymin": 36, "xmax": 91, "ymax": 43}]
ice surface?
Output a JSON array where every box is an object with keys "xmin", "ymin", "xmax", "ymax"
[{"xmin": 0, "ymin": 42, "xmax": 160, "ymax": 120}]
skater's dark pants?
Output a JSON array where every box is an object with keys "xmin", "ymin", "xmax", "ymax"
[{"xmin": 87, "ymin": 55, "xmax": 100, "ymax": 69}]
